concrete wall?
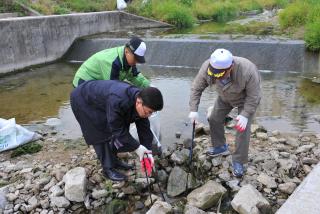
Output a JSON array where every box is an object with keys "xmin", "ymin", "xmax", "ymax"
[
  {"xmin": 0, "ymin": 11, "xmax": 170, "ymax": 75},
  {"xmin": 276, "ymin": 163, "xmax": 320, "ymax": 214},
  {"xmin": 65, "ymin": 38, "xmax": 320, "ymax": 73}
]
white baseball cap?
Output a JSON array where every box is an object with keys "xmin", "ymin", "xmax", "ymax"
[
  {"xmin": 127, "ymin": 36, "xmax": 146, "ymax": 63},
  {"xmin": 208, "ymin": 49, "xmax": 233, "ymax": 78}
]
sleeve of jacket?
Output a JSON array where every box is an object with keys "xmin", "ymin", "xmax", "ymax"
[
  {"xmin": 106, "ymin": 96, "xmax": 140, "ymax": 150},
  {"xmin": 127, "ymin": 66, "xmax": 150, "ymax": 88},
  {"xmin": 189, "ymin": 60, "xmax": 210, "ymax": 112},
  {"xmin": 136, "ymin": 119, "xmax": 153, "ymax": 150},
  {"xmin": 241, "ymin": 65, "xmax": 261, "ymax": 118}
]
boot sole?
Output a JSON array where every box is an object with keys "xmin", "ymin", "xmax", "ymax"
[{"xmin": 207, "ymin": 150, "xmax": 230, "ymax": 157}]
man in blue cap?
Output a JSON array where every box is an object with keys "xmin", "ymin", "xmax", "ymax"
[{"xmin": 188, "ymin": 49, "xmax": 261, "ymax": 177}]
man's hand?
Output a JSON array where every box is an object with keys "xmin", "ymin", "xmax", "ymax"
[
  {"xmin": 188, "ymin": 111, "xmax": 199, "ymax": 123},
  {"xmin": 141, "ymin": 154, "xmax": 154, "ymax": 176},
  {"xmin": 235, "ymin": 115, "xmax": 248, "ymax": 132},
  {"xmin": 135, "ymin": 145, "xmax": 154, "ymax": 176}
]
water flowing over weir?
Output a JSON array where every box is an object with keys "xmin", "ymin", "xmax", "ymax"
[{"xmin": 64, "ymin": 37, "xmax": 320, "ymax": 75}]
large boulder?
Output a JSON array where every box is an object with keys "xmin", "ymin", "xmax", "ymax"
[
  {"xmin": 64, "ymin": 167, "xmax": 87, "ymax": 202},
  {"xmin": 231, "ymin": 184, "xmax": 270, "ymax": 214},
  {"xmin": 187, "ymin": 180, "xmax": 227, "ymax": 210},
  {"xmin": 167, "ymin": 166, "xmax": 188, "ymax": 197}
]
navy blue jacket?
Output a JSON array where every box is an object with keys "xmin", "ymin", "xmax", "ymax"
[{"xmin": 70, "ymin": 80, "xmax": 153, "ymax": 150}]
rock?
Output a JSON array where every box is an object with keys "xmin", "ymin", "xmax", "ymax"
[
  {"xmin": 184, "ymin": 204, "xmax": 206, "ymax": 214},
  {"xmin": 278, "ymin": 182, "xmax": 297, "ymax": 194},
  {"xmin": 157, "ymin": 170, "xmax": 168, "ymax": 183},
  {"xmin": 187, "ymin": 173, "xmax": 201, "ymax": 190},
  {"xmin": 187, "ymin": 180, "xmax": 227, "ymax": 210},
  {"xmin": 256, "ymin": 132, "xmax": 268, "ymax": 140},
  {"xmin": 134, "ymin": 178, "xmax": 155, "ymax": 190},
  {"xmin": 269, "ymin": 137, "xmax": 279, "ymax": 144},
  {"xmin": 170, "ymin": 149, "xmax": 189, "ymax": 165},
  {"xmin": 50, "ymin": 196, "xmax": 70, "ymax": 208},
  {"xmin": 49, "ymin": 185, "xmax": 64, "ymax": 197},
  {"xmin": 300, "ymin": 136, "xmax": 311, "ymax": 142},
  {"xmin": 167, "ymin": 166, "xmax": 188, "ymax": 197},
  {"xmin": 64, "ymin": 167, "xmax": 87, "ymax": 202},
  {"xmin": 0, "ymin": 185, "xmax": 9, "ymax": 209},
  {"xmin": 28, "ymin": 195, "xmax": 38, "ymax": 207},
  {"xmin": 135, "ymin": 201, "xmax": 144, "ymax": 210},
  {"xmin": 92, "ymin": 189, "xmax": 109, "ymax": 199},
  {"xmin": 146, "ymin": 201, "xmax": 172, "ymax": 214},
  {"xmin": 144, "ymin": 194, "xmax": 160, "ymax": 207},
  {"xmin": 302, "ymin": 157, "xmax": 318, "ymax": 165},
  {"xmin": 6, "ymin": 193, "xmax": 17, "ymax": 202},
  {"xmin": 296, "ymin": 144, "xmax": 315, "ymax": 154},
  {"xmin": 257, "ymin": 173, "xmax": 277, "ymax": 189},
  {"xmin": 231, "ymin": 184, "xmax": 270, "ymax": 214},
  {"xmin": 122, "ymin": 185, "xmax": 137, "ymax": 195},
  {"xmin": 285, "ymin": 138, "xmax": 300, "ymax": 147}
]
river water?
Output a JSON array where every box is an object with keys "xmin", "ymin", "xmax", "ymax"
[{"xmin": 0, "ymin": 62, "xmax": 319, "ymax": 147}]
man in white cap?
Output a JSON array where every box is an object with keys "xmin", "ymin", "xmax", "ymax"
[
  {"xmin": 188, "ymin": 49, "xmax": 261, "ymax": 177},
  {"xmin": 73, "ymin": 36, "xmax": 150, "ymax": 88}
]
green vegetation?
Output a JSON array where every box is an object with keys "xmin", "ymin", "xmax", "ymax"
[
  {"xmin": 279, "ymin": 0, "xmax": 320, "ymax": 51},
  {"xmin": 11, "ymin": 142, "xmax": 42, "ymax": 158},
  {"xmin": 0, "ymin": 0, "xmax": 26, "ymax": 15},
  {"xmin": 2, "ymin": 0, "xmax": 319, "ymax": 51},
  {"xmin": 17, "ymin": 0, "xmax": 116, "ymax": 15}
]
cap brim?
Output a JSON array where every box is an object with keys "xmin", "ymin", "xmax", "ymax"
[
  {"xmin": 134, "ymin": 54, "xmax": 145, "ymax": 63},
  {"xmin": 208, "ymin": 64, "xmax": 226, "ymax": 78}
]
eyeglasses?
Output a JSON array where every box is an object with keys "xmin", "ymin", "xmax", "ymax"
[{"xmin": 142, "ymin": 104, "xmax": 155, "ymax": 117}]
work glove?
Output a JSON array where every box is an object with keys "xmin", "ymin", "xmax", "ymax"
[
  {"xmin": 188, "ymin": 111, "xmax": 199, "ymax": 123},
  {"xmin": 135, "ymin": 145, "xmax": 154, "ymax": 176},
  {"xmin": 235, "ymin": 115, "xmax": 248, "ymax": 132}
]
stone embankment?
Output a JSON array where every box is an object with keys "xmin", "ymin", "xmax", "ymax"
[{"xmin": 0, "ymin": 121, "xmax": 319, "ymax": 213}]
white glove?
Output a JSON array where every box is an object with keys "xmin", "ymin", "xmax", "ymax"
[
  {"xmin": 188, "ymin": 111, "xmax": 199, "ymax": 123},
  {"xmin": 235, "ymin": 115, "xmax": 248, "ymax": 132},
  {"xmin": 134, "ymin": 145, "xmax": 154, "ymax": 164}
]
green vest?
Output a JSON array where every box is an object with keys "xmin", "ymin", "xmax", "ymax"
[{"xmin": 72, "ymin": 46, "xmax": 150, "ymax": 88}]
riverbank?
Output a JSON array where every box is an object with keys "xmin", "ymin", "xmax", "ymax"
[{"xmin": 1, "ymin": 121, "xmax": 319, "ymax": 213}]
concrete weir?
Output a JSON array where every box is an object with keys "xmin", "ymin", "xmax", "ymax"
[
  {"xmin": 0, "ymin": 11, "xmax": 170, "ymax": 75},
  {"xmin": 65, "ymin": 38, "xmax": 320, "ymax": 73},
  {"xmin": 276, "ymin": 163, "xmax": 320, "ymax": 214}
]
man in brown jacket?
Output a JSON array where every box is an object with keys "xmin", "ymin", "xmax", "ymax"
[{"xmin": 188, "ymin": 48, "xmax": 261, "ymax": 177}]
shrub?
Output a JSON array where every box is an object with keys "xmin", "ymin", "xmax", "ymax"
[
  {"xmin": 165, "ymin": 9, "xmax": 195, "ymax": 28},
  {"xmin": 278, "ymin": 2, "xmax": 309, "ymax": 28},
  {"xmin": 238, "ymin": 0, "xmax": 263, "ymax": 12},
  {"xmin": 305, "ymin": 20, "xmax": 320, "ymax": 51},
  {"xmin": 211, "ymin": 2, "xmax": 238, "ymax": 23}
]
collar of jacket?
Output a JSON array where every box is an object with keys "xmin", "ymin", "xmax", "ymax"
[
  {"xmin": 219, "ymin": 62, "xmax": 239, "ymax": 91},
  {"xmin": 122, "ymin": 51, "xmax": 131, "ymax": 71}
]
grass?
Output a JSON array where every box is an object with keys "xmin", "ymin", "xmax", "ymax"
[
  {"xmin": 11, "ymin": 142, "xmax": 42, "ymax": 158},
  {"xmin": 0, "ymin": 0, "xmax": 26, "ymax": 15},
  {"xmin": 278, "ymin": 0, "xmax": 320, "ymax": 51}
]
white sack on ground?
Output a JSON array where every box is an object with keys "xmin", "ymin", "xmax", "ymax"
[{"xmin": 0, "ymin": 118, "xmax": 41, "ymax": 152}]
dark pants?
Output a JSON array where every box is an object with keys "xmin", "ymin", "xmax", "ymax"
[{"xmin": 92, "ymin": 140, "xmax": 138, "ymax": 170}]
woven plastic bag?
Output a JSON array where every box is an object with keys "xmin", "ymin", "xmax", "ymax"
[
  {"xmin": 0, "ymin": 118, "xmax": 40, "ymax": 152},
  {"xmin": 117, "ymin": 0, "xmax": 127, "ymax": 10}
]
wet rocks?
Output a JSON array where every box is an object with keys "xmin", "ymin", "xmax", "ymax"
[{"xmin": 187, "ymin": 180, "xmax": 227, "ymax": 210}]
